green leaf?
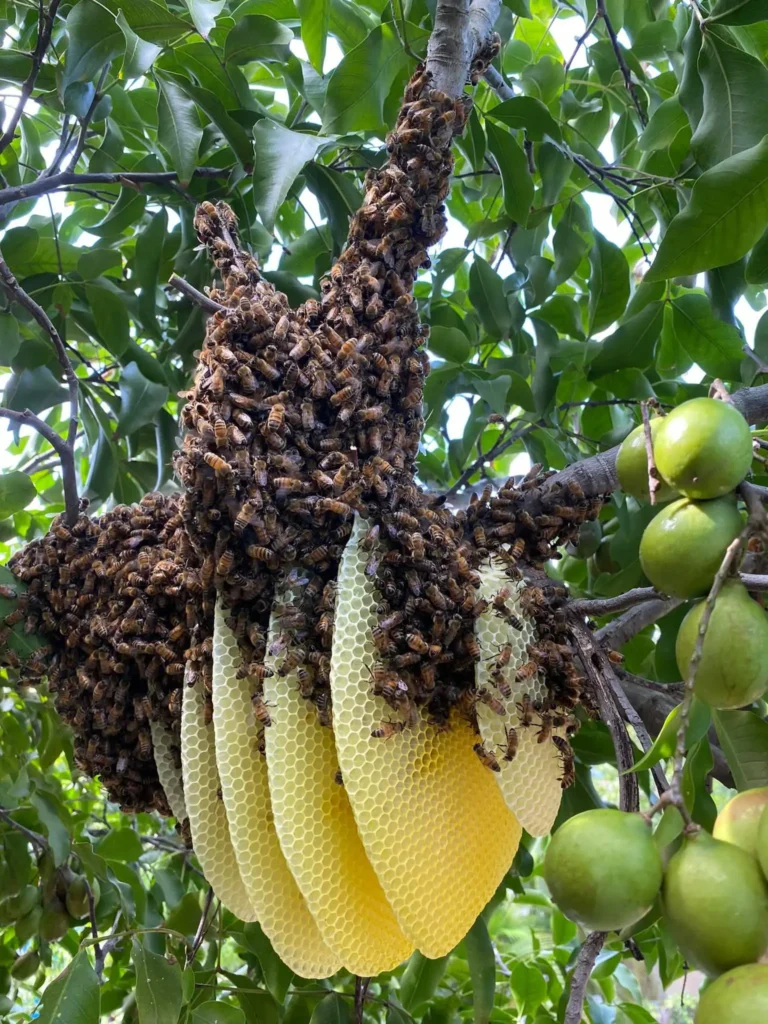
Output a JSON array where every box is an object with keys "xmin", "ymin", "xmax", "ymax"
[
  {"xmin": 118, "ymin": 9, "xmax": 162, "ymax": 77},
  {"xmin": 648, "ymin": 136, "xmax": 768, "ymax": 282},
  {"xmin": 86, "ymin": 284, "xmax": 130, "ymax": 356},
  {"xmin": 0, "ymin": 315, "xmax": 19, "ymax": 366},
  {"xmin": 323, "ymin": 24, "xmax": 426, "ymax": 134},
  {"xmin": 64, "ymin": 1, "xmax": 125, "ymax": 85},
  {"xmin": 670, "ymin": 293, "xmax": 746, "ymax": 379},
  {"xmin": 0, "ymin": 471, "xmax": 36, "ymax": 520},
  {"xmin": 116, "ymin": 362, "xmax": 169, "ymax": 436},
  {"xmin": 509, "ymin": 962, "xmax": 547, "ymax": 1019},
  {"xmin": 97, "ymin": 827, "xmax": 144, "ymax": 861},
  {"xmin": 252, "ymin": 122, "xmax": 323, "ymax": 232},
  {"xmin": 171, "ymin": 77, "xmax": 253, "ymax": 166},
  {"xmin": 224, "ymin": 15, "xmax": 294, "ymax": 63},
  {"xmin": 485, "ymin": 122, "xmax": 532, "ymax": 227},
  {"xmin": 29, "ymin": 793, "xmax": 70, "ymax": 865},
  {"xmin": 297, "ymin": 0, "xmax": 329, "ymax": 73},
  {"xmin": 132, "ymin": 938, "xmax": 183, "ymax": 1024},
  {"xmin": 429, "ymin": 326, "xmax": 471, "ymax": 364},
  {"xmin": 713, "ymin": 709, "xmax": 768, "ymax": 789},
  {"xmin": 630, "ymin": 697, "xmax": 711, "ymax": 773},
  {"xmin": 36, "ymin": 950, "xmax": 99, "ymax": 1024},
  {"xmin": 639, "ymin": 96, "xmax": 690, "ymax": 153},
  {"xmin": 746, "ymin": 226, "xmax": 768, "ymax": 283},
  {"xmin": 487, "ymin": 95, "xmax": 562, "ymax": 141},
  {"xmin": 399, "ymin": 952, "xmax": 451, "ymax": 1013},
  {"xmin": 156, "ymin": 73, "xmax": 203, "ymax": 186},
  {"xmin": 242, "ymin": 922, "xmax": 295, "ymax": 1003},
  {"xmin": 84, "ymin": 430, "xmax": 118, "ymax": 502},
  {"xmin": 691, "ymin": 26, "xmax": 768, "ymax": 169},
  {"xmin": 469, "ymin": 257, "xmax": 512, "ymax": 339},
  {"xmin": 185, "ymin": 0, "xmax": 225, "ymax": 38},
  {"xmin": 191, "ymin": 1005, "xmax": 246, "ymax": 1024},
  {"xmin": 683, "ymin": 736, "xmax": 717, "ymax": 829},
  {"xmin": 709, "ymin": 0, "xmax": 768, "ymax": 25},
  {"xmin": 463, "ymin": 918, "xmax": 495, "ymax": 1024},
  {"xmin": 136, "ymin": 208, "xmax": 168, "ymax": 325},
  {"xmin": 302, "ymin": 163, "xmax": 362, "ymax": 253},
  {"xmin": 587, "ymin": 232, "xmax": 630, "ymax": 335},
  {"xmin": 4, "ymin": 367, "xmax": 68, "ymax": 416},
  {"xmin": 308, "ymin": 994, "xmax": 350, "ymax": 1024},
  {"xmin": 100, "ymin": 0, "xmax": 189, "ymax": 41},
  {"xmin": 588, "ymin": 302, "xmax": 664, "ymax": 377}
]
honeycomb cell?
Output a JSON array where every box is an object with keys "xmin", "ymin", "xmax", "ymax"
[
  {"xmin": 475, "ymin": 561, "xmax": 564, "ymax": 837},
  {"xmin": 212, "ymin": 601, "xmax": 341, "ymax": 979},
  {"xmin": 150, "ymin": 720, "xmax": 187, "ymax": 822},
  {"xmin": 264, "ymin": 603, "xmax": 413, "ymax": 976},
  {"xmin": 180, "ymin": 672, "xmax": 256, "ymax": 922},
  {"xmin": 330, "ymin": 516, "xmax": 521, "ymax": 959}
]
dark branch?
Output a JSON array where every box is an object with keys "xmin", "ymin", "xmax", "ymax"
[
  {"xmin": 168, "ymin": 274, "xmax": 227, "ymax": 314},
  {"xmin": 570, "ymin": 587, "xmax": 662, "ymax": 617},
  {"xmin": 596, "ymin": 0, "xmax": 646, "ymax": 125},
  {"xmin": 0, "ymin": 806, "xmax": 47, "ymax": 852},
  {"xmin": 595, "ymin": 596, "xmax": 682, "ymax": 649},
  {"xmin": 564, "ymin": 931, "xmax": 606, "ymax": 1024}
]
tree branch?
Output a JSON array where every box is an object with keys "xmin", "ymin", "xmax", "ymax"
[
  {"xmin": 66, "ymin": 64, "xmax": 111, "ymax": 173},
  {"xmin": 0, "ymin": 0, "xmax": 61, "ymax": 156},
  {"xmin": 0, "ymin": 806, "xmax": 47, "ymax": 852},
  {"xmin": 483, "ymin": 64, "xmax": 514, "ymax": 100},
  {"xmin": 564, "ymin": 931, "xmax": 606, "ymax": 1024},
  {"xmin": 0, "ymin": 250, "xmax": 80, "ymax": 524},
  {"xmin": 425, "ymin": 0, "xmax": 502, "ymax": 97},
  {"xmin": 570, "ymin": 587, "xmax": 663, "ymax": 617},
  {"xmin": 168, "ymin": 274, "xmax": 227, "ymax": 314},
  {"xmin": 596, "ymin": 0, "xmax": 646, "ymax": 125},
  {"xmin": 595, "ymin": 596, "xmax": 682, "ymax": 648},
  {"xmin": 641, "ymin": 401, "xmax": 661, "ymax": 505}
]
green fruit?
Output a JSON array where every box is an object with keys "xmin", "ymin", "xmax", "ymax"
[
  {"xmin": 543, "ymin": 809, "xmax": 663, "ymax": 932},
  {"xmin": 713, "ymin": 788, "xmax": 768, "ymax": 857},
  {"xmin": 695, "ymin": 964, "xmax": 768, "ymax": 1022},
  {"xmin": 15, "ymin": 886, "xmax": 39, "ymax": 920},
  {"xmin": 39, "ymin": 899, "xmax": 72, "ymax": 942},
  {"xmin": 655, "ymin": 397, "xmax": 752, "ymax": 499},
  {"xmin": 639, "ymin": 496, "xmax": 743, "ymax": 598},
  {"xmin": 757, "ymin": 806, "xmax": 768, "ymax": 882},
  {"xmin": 675, "ymin": 580, "xmax": 768, "ymax": 709},
  {"xmin": 662, "ymin": 830, "xmax": 768, "ymax": 976},
  {"xmin": 14, "ymin": 906, "xmax": 41, "ymax": 946},
  {"xmin": 65, "ymin": 876, "xmax": 91, "ymax": 920},
  {"xmin": 10, "ymin": 950, "xmax": 40, "ymax": 980},
  {"xmin": 616, "ymin": 420, "xmax": 678, "ymax": 502},
  {"xmin": 0, "ymin": 967, "xmax": 11, "ymax": 996}
]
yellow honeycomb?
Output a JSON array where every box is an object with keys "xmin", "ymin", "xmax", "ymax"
[
  {"xmin": 474, "ymin": 561, "xmax": 564, "ymax": 837},
  {"xmin": 330, "ymin": 516, "xmax": 521, "ymax": 959},
  {"xmin": 264, "ymin": 603, "xmax": 413, "ymax": 976},
  {"xmin": 150, "ymin": 719, "xmax": 187, "ymax": 822},
  {"xmin": 179, "ymin": 671, "xmax": 256, "ymax": 922},
  {"xmin": 212, "ymin": 601, "xmax": 341, "ymax": 979}
]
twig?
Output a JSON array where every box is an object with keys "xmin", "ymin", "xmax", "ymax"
[
  {"xmin": 0, "ymin": 0, "xmax": 61, "ymax": 156},
  {"xmin": 66, "ymin": 63, "xmax": 111, "ymax": 173},
  {"xmin": 445, "ymin": 420, "xmax": 540, "ymax": 498},
  {"xmin": 708, "ymin": 377, "xmax": 732, "ymax": 403},
  {"xmin": 640, "ymin": 402, "xmax": 661, "ymax": 505},
  {"xmin": 608, "ymin": 674, "xmax": 669, "ymax": 795},
  {"xmin": 596, "ymin": 0, "xmax": 646, "ymax": 126},
  {"xmin": 168, "ymin": 274, "xmax": 227, "ymax": 314},
  {"xmin": 186, "ymin": 886, "xmax": 216, "ymax": 965},
  {"xmin": 595, "ymin": 597, "xmax": 682, "ymax": 648},
  {"xmin": 0, "ymin": 167, "xmax": 234, "ymax": 209},
  {"xmin": 0, "ymin": 251, "xmax": 80, "ymax": 524},
  {"xmin": 565, "ymin": 11, "xmax": 599, "ymax": 72},
  {"xmin": 0, "ymin": 806, "xmax": 47, "ymax": 852},
  {"xmin": 570, "ymin": 587, "xmax": 662, "ymax": 617},
  {"xmin": 564, "ymin": 931, "xmax": 606, "ymax": 1024},
  {"xmin": 743, "ymin": 345, "xmax": 768, "ymax": 376},
  {"xmin": 82, "ymin": 877, "xmax": 104, "ymax": 982},
  {"xmin": 354, "ymin": 976, "xmax": 371, "ymax": 1024},
  {"xmin": 483, "ymin": 64, "xmax": 514, "ymax": 101}
]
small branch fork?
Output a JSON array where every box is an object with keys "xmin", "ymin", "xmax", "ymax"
[
  {"xmin": 0, "ymin": 250, "xmax": 80, "ymax": 525},
  {"xmin": 640, "ymin": 401, "xmax": 661, "ymax": 505}
]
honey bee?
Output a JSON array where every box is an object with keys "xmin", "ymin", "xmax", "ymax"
[
  {"xmin": 0, "ymin": 584, "xmax": 16, "ymax": 599},
  {"xmin": 203, "ymin": 452, "xmax": 232, "ymax": 476},
  {"xmin": 216, "ymin": 550, "xmax": 234, "ymax": 576},
  {"xmin": 371, "ymin": 719, "xmax": 406, "ymax": 739},
  {"xmin": 473, "ymin": 742, "xmax": 501, "ymax": 772},
  {"xmin": 168, "ymin": 689, "xmax": 182, "ymax": 715},
  {"xmin": 267, "ymin": 403, "xmax": 285, "ymax": 432},
  {"xmin": 252, "ymin": 694, "xmax": 273, "ymax": 727},
  {"xmin": 552, "ymin": 735, "xmax": 575, "ymax": 789},
  {"xmin": 316, "ymin": 498, "xmax": 352, "ymax": 518},
  {"xmin": 515, "ymin": 661, "xmax": 538, "ymax": 683},
  {"xmin": 476, "ymin": 686, "xmax": 506, "ymax": 716},
  {"xmin": 516, "ymin": 694, "xmax": 535, "ymax": 727},
  {"xmin": 501, "ymin": 725, "xmax": 518, "ymax": 763},
  {"xmin": 537, "ymin": 713, "xmax": 553, "ymax": 744},
  {"xmin": 212, "ymin": 365, "xmax": 226, "ymax": 398}
]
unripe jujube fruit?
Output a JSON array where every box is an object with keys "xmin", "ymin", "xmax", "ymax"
[
  {"xmin": 758, "ymin": 807, "xmax": 768, "ymax": 883},
  {"xmin": 675, "ymin": 580, "xmax": 768, "ymax": 709},
  {"xmin": 662, "ymin": 830, "xmax": 768, "ymax": 976},
  {"xmin": 616, "ymin": 420, "xmax": 677, "ymax": 502},
  {"xmin": 713, "ymin": 788, "xmax": 768, "ymax": 857},
  {"xmin": 639, "ymin": 496, "xmax": 743, "ymax": 598},
  {"xmin": 655, "ymin": 397, "xmax": 752, "ymax": 499},
  {"xmin": 543, "ymin": 809, "xmax": 663, "ymax": 932},
  {"xmin": 10, "ymin": 951, "xmax": 40, "ymax": 980},
  {"xmin": 695, "ymin": 964, "xmax": 768, "ymax": 1022}
]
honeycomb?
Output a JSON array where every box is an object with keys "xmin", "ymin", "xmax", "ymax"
[
  {"xmin": 474, "ymin": 562, "xmax": 564, "ymax": 837},
  {"xmin": 330, "ymin": 516, "xmax": 522, "ymax": 958},
  {"xmin": 150, "ymin": 720, "xmax": 187, "ymax": 822},
  {"xmin": 180, "ymin": 670, "xmax": 256, "ymax": 922},
  {"xmin": 212, "ymin": 601, "xmax": 341, "ymax": 978},
  {"xmin": 264, "ymin": 602, "xmax": 413, "ymax": 975}
]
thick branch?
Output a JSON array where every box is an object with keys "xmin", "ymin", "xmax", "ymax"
[
  {"xmin": 0, "ymin": 1, "xmax": 61, "ymax": 156},
  {"xmin": 595, "ymin": 597, "xmax": 682, "ymax": 648},
  {"xmin": 483, "ymin": 64, "xmax": 513, "ymax": 100},
  {"xmin": 425, "ymin": 0, "xmax": 502, "ymax": 97},
  {"xmin": 0, "ymin": 168, "xmax": 233, "ymax": 209},
  {"xmin": 570, "ymin": 587, "xmax": 661, "ymax": 617},
  {"xmin": 0, "ymin": 252, "xmax": 79, "ymax": 524},
  {"xmin": 564, "ymin": 931, "xmax": 606, "ymax": 1024}
]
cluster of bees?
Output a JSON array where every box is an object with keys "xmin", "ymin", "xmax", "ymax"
[
  {"xmin": 0, "ymin": 61, "xmax": 605, "ymax": 816},
  {"xmin": 5, "ymin": 494, "xmax": 208, "ymax": 814}
]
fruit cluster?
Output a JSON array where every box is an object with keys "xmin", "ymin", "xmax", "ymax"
[
  {"xmin": 616, "ymin": 397, "xmax": 768, "ymax": 709},
  {"xmin": 545, "ymin": 791, "xmax": 768, "ymax": 1021}
]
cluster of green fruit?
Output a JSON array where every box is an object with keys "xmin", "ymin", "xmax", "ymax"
[
  {"xmin": 617, "ymin": 397, "xmax": 767, "ymax": 710},
  {"xmin": 545, "ymin": 795, "xmax": 768, "ymax": 1022},
  {"xmin": 0, "ymin": 863, "xmax": 95, "ymax": 1009}
]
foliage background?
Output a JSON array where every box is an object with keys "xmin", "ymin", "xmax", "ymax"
[{"xmin": 1, "ymin": 0, "xmax": 768, "ymax": 1020}]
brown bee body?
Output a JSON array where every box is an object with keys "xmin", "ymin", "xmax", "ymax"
[{"xmin": 473, "ymin": 742, "xmax": 501, "ymax": 772}]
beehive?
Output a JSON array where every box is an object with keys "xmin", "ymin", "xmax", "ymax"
[
  {"xmin": 474, "ymin": 562, "xmax": 564, "ymax": 836},
  {"xmin": 330, "ymin": 516, "xmax": 522, "ymax": 958},
  {"xmin": 264, "ymin": 599, "xmax": 413, "ymax": 975},
  {"xmin": 150, "ymin": 720, "xmax": 187, "ymax": 822},
  {"xmin": 180, "ymin": 669, "xmax": 256, "ymax": 922},
  {"xmin": 212, "ymin": 602, "xmax": 341, "ymax": 978}
]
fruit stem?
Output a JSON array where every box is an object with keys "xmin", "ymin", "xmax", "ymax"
[{"xmin": 640, "ymin": 401, "xmax": 662, "ymax": 506}]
